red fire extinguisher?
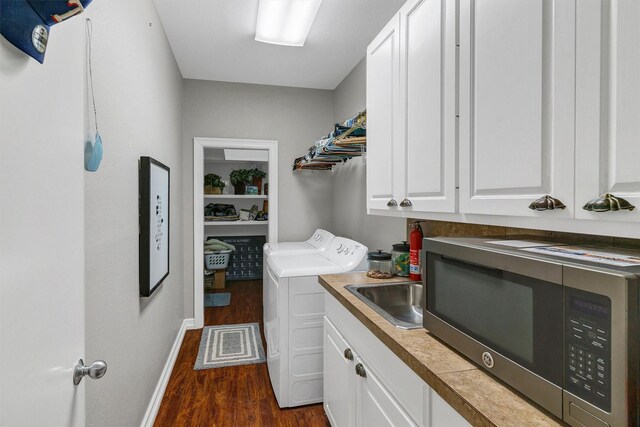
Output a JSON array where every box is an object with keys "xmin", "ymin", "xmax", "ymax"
[{"xmin": 409, "ymin": 222, "xmax": 423, "ymax": 281}]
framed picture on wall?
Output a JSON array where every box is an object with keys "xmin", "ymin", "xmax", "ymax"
[{"xmin": 139, "ymin": 156, "xmax": 170, "ymax": 297}]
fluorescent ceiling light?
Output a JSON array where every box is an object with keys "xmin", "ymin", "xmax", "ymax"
[
  {"xmin": 255, "ymin": 0, "xmax": 323, "ymax": 47},
  {"xmin": 224, "ymin": 149, "xmax": 269, "ymax": 162}
]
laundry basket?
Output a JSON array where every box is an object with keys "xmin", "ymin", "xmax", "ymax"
[{"xmin": 204, "ymin": 249, "xmax": 232, "ymax": 270}]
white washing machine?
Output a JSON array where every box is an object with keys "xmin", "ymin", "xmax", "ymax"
[
  {"xmin": 263, "ymin": 229, "xmax": 335, "ymax": 257},
  {"xmin": 263, "ymin": 237, "xmax": 367, "ymax": 408}
]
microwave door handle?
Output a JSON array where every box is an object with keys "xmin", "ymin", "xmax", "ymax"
[{"xmin": 439, "ymin": 255, "xmax": 503, "ymax": 273}]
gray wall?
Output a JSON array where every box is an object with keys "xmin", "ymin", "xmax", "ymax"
[
  {"xmin": 182, "ymin": 80, "xmax": 335, "ymax": 317},
  {"xmin": 332, "ymin": 58, "xmax": 406, "ymax": 251},
  {"xmin": 84, "ymin": 1, "xmax": 185, "ymax": 426}
]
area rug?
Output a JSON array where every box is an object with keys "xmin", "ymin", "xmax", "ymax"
[
  {"xmin": 204, "ymin": 293, "xmax": 231, "ymax": 307},
  {"xmin": 194, "ymin": 323, "xmax": 266, "ymax": 370}
]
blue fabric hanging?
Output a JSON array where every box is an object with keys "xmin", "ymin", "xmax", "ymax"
[{"xmin": 84, "ymin": 17, "xmax": 103, "ymax": 172}]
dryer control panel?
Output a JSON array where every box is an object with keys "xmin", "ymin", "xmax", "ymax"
[
  {"xmin": 322, "ymin": 237, "xmax": 368, "ymax": 271},
  {"xmin": 305, "ymin": 229, "xmax": 335, "ymax": 249}
]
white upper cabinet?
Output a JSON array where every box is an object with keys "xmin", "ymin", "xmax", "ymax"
[
  {"xmin": 401, "ymin": 0, "xmax": 457, "ymax": 213},
  {"xmin": 367, "ymin": 0, "xmax": 456, "ymax": 215},
  {"xmin": 574, "ymin": 0, "xmax": 640, "ymax": 222},
  {"xmin": 367, "ymin": 15, "xmax": 401, "ymax": 212},
  {"xmin": 458, "ymin": 0, "xmax": 576, "ymax": 217}
]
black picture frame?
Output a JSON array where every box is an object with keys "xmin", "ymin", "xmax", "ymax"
[{"xmin": 139, "ymin": 156, "xmax": 170, "ymax": 297}]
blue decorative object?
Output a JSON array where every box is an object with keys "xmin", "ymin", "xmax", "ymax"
[
  {"xmin": 85, "ymin": 132, "xmax": 103, "ymax": 172},
  {"xmin": 84, "ymin": 18, "xmax": 103, "ymax": 172}
]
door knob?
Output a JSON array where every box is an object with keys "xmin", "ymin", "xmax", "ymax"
[
  {"xmin": 387, "ymin": 199, "xmax": 398, "ymax": 207},
  {"xmin": 399, "ymin": 198, "xmax": 412, "ymax": 207},
  {"xmin": 73, "ymin": 359, "xmax": 107, "ymax": 385},
  {"xmin": 344, "ymin": 348, "xmax": 354, "ymax": 361},
  {"xmin": 355, "ymin": 363, "xmax": 367, "ymax": 378}
]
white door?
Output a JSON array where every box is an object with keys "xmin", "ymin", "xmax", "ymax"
[
  {"xmin": 366, "ymin": 14, "xmax": 402, "ymax": 214},
  {"xmin": 400, "ymin": 0, "xmax": 457, "ymax": 214},
  {"xmin": 0, "ymin": 19, "xmax": 87, "ymax": 426},
  {"xmin": 354, "ymin": 358, "xmax": 416, "ymax": 427},
  {"xmin": 459, "ymin": 0, "xmax": 576, "ymax": 218},
  {"xmin": 323, "ymin": 317, "xmax": 355, "ymax": 427},
  {"xmin": 575, "ymin": 0, "xmax": 640, "ymax": 222}
]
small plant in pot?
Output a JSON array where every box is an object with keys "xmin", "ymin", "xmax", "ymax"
[
  {"xmin": 229, "ymin": 169, "xmax": 252, "ymax": 194},
  {"xmin": 249, "ymin": 168, "xmax": 267, "ymax": 195},
  {"xmin": 204, "ymin": 173, "xmax": 225, "ymax": 194}
]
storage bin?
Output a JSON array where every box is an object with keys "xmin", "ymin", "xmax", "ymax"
[{"xmin": 204, "ymin": 250, "xmax": 231, "ymax": 270}]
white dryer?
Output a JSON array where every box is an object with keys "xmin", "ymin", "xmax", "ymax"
[
  {"xmin": 263, "ymin": 237, "xmax": 367, "ymax": 408},
  {"xmin": 263, "ymin": 229, "xmax": 335, "ymax": 258}
]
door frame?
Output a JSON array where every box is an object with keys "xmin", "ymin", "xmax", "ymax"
[{"xmin": 193, "ymin": 137, "xmax": 278, "ymax": 329}]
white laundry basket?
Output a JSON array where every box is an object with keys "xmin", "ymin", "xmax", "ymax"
[{"xmin": 204, "ymin": 250, "xmax": 231, "ymax": 270}]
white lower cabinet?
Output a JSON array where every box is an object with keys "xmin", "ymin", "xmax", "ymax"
[
  {"xmin": 323, "ymin": 316, "xmax": 355, "ymax": 427},
  {"xmin": 355, "ymin": 354, "xmax": 416, "ymax": 427},
  {"xmin": 323, "ymin": 292, "xmax": 470, "ymax": 427}
]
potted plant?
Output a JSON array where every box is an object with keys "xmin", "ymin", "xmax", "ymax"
[
  {"xmin": 204, "ymin": 173, "xmax": 225, "ymax": 194},
  {"xmin": 249, "ymin": 168, "xmax": 267, "ymax": 195},
  {"xmin": 229, "ymin": 169, "xmax": 252, "ymax": 194}
]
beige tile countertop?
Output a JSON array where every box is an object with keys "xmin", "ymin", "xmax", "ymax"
[{"xmin": 318, "ymin": 272, "xmax": 564, "ymax": 427}]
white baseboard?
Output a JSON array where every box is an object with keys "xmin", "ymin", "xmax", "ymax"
[{"xmin": 140, "ymin": 318, "xmax": 197, "ymax": 427}]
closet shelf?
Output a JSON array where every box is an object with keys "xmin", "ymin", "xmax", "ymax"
[
  {"xmin": 204, "ymin": 194, "xmax": 268, "ymax": 199},
  {"xmin": 204, "ymin": 220, "xmax": 269, "ymax": 226},
  {"xmin": 293, "ymin": 110, "xmax": 366, "ymax": 171}
]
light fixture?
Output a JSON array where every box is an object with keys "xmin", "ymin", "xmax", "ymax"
[
  {"xmin": 224, "ymin": 149, "xmax": 269, "ymax": 162},
  {"xmin": 255, "ymin": 0, "xmax": 323, "ymax": 47}
]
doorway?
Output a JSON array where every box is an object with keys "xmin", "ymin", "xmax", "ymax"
[{"xmin": 193, "ymin": 138, "xmax": 278, "ymax": 329}]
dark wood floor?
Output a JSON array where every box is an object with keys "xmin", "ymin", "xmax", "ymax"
[{"xmin": 154, "ymin": 280, "xmax": 330, "ymax": 427}]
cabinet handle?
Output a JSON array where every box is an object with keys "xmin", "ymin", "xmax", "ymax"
[
  {"xmin": 583, "ymin": 193, "xmax": 636, "ymax": 212},
  {"xmin": 528, "ymin": 195, "xmax": 566, "ymax": 211},
  {"xmin": 399, "ymin": 198, "xmax": 412, "ymax": 208},
  {"xmin": 387, "ymin": 199, "xmax": 398, "ymax": 207},
  {"xmin": 355, "ymin": 363, "xmax": 367, "ymax": 378},
  {"xmin": 343, "ymin": 348, "xmax": 354, "ymax": 361}
]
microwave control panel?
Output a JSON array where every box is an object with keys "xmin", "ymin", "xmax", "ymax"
[{"xmin": 565, "ymin": 288, "xmax": 612, "ymax": 412}]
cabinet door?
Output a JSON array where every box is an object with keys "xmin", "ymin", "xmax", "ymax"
[
  {"xmin": 400, "ymin": 0, "xmax": 457, "ymax": 213},
  {"xmin": 355, "ymin": 358, "xmax": 417, "ymax": 427},
  {"xmin": 324, "ymin": 317, "xmax": 355, "ymax": 427},
  {"xmin": 367, "ymin": 15, "xmax": 403, "ymax": 213},
  {"xmin": 459, "ymin": 0, "xmax": 575, "ymax": 217},
  {"xmin": 430, "ymin": 388, "xmax": 471, "ymax": 427},
  {"xmin": 575, "ymin": 0, "xmax": 640, "ymax": 222}
]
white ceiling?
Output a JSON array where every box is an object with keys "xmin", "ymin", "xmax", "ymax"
[{"xmin": 152, "ymin": 0, "xmax": 406, "ymax": 90}]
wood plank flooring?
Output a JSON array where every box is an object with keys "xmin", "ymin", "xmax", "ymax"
[{"xmin": 154, "ymin": 280, "xmax": 330, "ymax": 427}]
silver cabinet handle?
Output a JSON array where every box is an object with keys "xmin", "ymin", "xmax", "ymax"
[
  {"xmin": 355, "ymin": 363, "xmax": 367, "ymax": 378},
  {"xmin": 528, "ymin": 195, "xmax": 566, "ymax": 211},
  {"xmin": 399, "ymin": 198, "xmax": 412, "ymax": 207},
  {"xmin": 74, "ymin": 359, "xmax": 107, "ymax": 385},
  {"xmin": 583, "ymin": 193, "xmax": 636, "ymax": 212},
  {"xmin": 343, "ymin": 348, "xmax": 354, "ymax": 361},
  {"xmin": 387, "ymin": 199, "xmax": 398, "ymax": 207}
]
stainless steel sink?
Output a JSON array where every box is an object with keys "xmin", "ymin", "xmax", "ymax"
[{"xmin": 345, "ymin": 282, "xmax": 424, "ymax": 329}]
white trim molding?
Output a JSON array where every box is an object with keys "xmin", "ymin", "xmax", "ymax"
[
  {"xmin": 193, "ymin": 137, "xmax": 278, "ymax": 329},
  {"xmin": 140, "ymin": 318, "xmax": 196, "ymax": 427}
]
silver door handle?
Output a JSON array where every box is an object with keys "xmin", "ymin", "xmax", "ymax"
[
  {"xmin": 355, "ymin": 363, "xmax": 367, "ymax": 378},
  {"xmin": 74, "ymin": 359, "xmax": 107, "ymax": 385},
  {"xmin": 399, "ymin": 198, "xmax": 412, "ymax": 207},
  {"xmin": 387, "ymin": 199, "xmax": 398, "ymax": 207}
]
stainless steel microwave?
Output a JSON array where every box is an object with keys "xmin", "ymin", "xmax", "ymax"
[{"xmin": 422, "ymin": 237, "xmax": 640, "ymax": 427}]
